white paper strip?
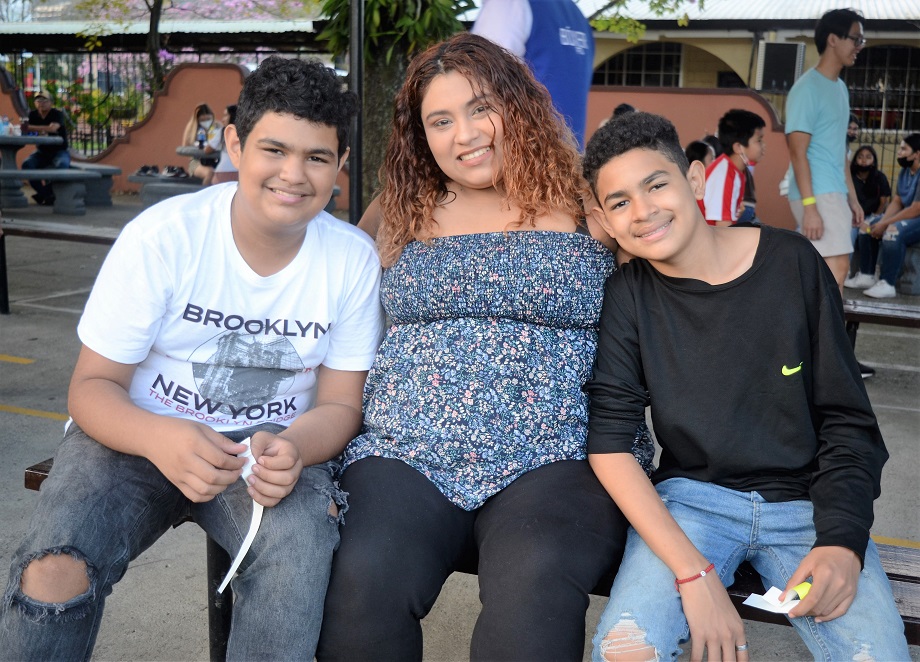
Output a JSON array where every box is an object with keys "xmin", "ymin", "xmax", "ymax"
[
  {"xmin": 742, "ymin": 583, "xmax": 810, "ymax": 614},
  {"xmin": 217, "ymin": 437, "xmax": 264, "ymax": 594}
]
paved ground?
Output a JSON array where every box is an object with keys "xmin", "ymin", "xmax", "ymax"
[{"xmin": 1, "ymin": 193, "xmax": 917, "ymax": 660}]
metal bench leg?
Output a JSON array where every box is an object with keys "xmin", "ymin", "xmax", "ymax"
[
  {"xmin": 206, "ymin": 535, "xmax": 233, "ymax": 662},
  {"xmin": 0, "ymin": 233, "xmax": 9, "ymax": 315},
  {"xmin": 846, "ymin": 319, "xmax": 860, "ymax": 350}
]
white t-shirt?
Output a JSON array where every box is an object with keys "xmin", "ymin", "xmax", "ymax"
[{"xmin": 78, "ymin": 183, "xmax": 384, "ymax": 431}]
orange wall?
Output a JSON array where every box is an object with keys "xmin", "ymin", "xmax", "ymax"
[
  {"xmin": 587, "ymin": 87, "xmax": 795, "ymax": 231},
  {"xmin": 3, "ymin": 63, "xmax": 247, "ymax": 193},
  {"xmin": 4, "ymin": 69, "xmax": 794, "ymax": 223}
]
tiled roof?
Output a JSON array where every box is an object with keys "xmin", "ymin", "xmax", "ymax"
[
  {"xmin": 0, "ymin": 19, "xmax": 316, "ymax": 35},
  {"xmin": 461, "ymin": 0, "xmax": 920, "ymax": 22}
]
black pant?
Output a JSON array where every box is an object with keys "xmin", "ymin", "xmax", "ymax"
[{"xmin": 316, "ymin": 457, "xmax": 627, "ymax": 662}]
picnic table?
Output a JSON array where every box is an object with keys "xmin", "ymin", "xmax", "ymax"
[{"xmin": 0, "ymin": 135, "xmax": 64, "ymax": 208}]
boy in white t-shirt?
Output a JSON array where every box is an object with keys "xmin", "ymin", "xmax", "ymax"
[{"xmin": 0, "ymin": 56, "xmax": 384, "ymax": 660}]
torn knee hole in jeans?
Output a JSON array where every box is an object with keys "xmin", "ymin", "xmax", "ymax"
[
  {"xmin": 316, "ymin": 483, "xmax": 349, "ymax": 524},
  {"xmin": 5, "ymin": 546, "xmax": 97, "ymax": 623},
  {"xmin": 599, "ymin": 615, "xmax": 659, "ymax": 662}
]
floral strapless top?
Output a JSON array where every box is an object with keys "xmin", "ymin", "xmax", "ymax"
[{"xmin": 343, "ymin": 231, "xmax": 652, "ymax": 509}]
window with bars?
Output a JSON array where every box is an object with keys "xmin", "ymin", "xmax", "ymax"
[
  {"xmin": 593, "ymin": 43, "xmax": 682, "ymax": 87},
  {"xmin": 844, "ymin": 45, "xmax": 919, "ymax": 133}
]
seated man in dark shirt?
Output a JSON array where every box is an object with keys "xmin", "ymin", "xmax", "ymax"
[
  {"xmin": 22, "ymin": 89, "xmax": 70, "ymax": 206},
  {"xmin": 581, "ymin": 111, "xmax": 908, "ymax": 660}
]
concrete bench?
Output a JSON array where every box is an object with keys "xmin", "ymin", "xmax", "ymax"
[
  {"xmin": 0, "ymin": 169, "xmax": 101, "ymax": 215},
  {"xmin": 897, "ymin": 244, "xmax": 920, "ymax": 296},
  {"xmin": 127, "ymin": 174, "xmax": 205, "ymax": 209},
  {"xmin": 69, "ymin": 163, "xmax": 122, "ymax": 207},
  {"xmin": 0, "ymin": 218, "xmax": 119, "ymax": 314},
  {"xmin": 139, "ymin": 181, "xmax": 207, "ymax": 208}
]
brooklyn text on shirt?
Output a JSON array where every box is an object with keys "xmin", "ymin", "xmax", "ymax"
[{"xmin": 183, "ymin": 303, "xmax": 330, "ymax": 338}]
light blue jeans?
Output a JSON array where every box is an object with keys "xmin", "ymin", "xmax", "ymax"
[
  {"xmin": 877, "ymin": 215, "xmax": 920, "ymax": 286},
  {"xmin": 592, "ymin": 478, "xmax": 909, "ymax": 661},
  {"xmin": 0, "ymin": 422, "xmax": 346, "ymax": 661}
]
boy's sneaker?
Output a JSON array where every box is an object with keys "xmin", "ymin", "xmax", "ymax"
[
  {"xmin": 857, "ymin": 361, "xmax": 875, "ymax": 379},
  {"xmin": 864, "ymin": 281, "xmax": 897, "ymax": 298},
  {"xmin": 844, "ymin": 273, "xmax": 877, "ymax": 289}
]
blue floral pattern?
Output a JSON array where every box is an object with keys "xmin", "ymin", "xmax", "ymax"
[{"xmin": 344, "ymin": 231, "xmax": 651, "ymax": 510}]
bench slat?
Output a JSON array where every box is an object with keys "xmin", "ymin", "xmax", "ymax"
[
  {"xmin": 0, "ymin": 169, "xmax": 100, "ymax": 181},
  {"xmin": 1, "ymin": 219, "xmax": 120, "ymax": 244},
  {"xmin": 844, "ymin": 299, "xmax": 920, "ymax": 329}
]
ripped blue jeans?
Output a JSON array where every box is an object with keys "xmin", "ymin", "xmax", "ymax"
[
  {"xmin": 592, "ymin": 478, "xmax": 909, "ymax": 661},
  {"xmin": 0, "ymin": 422, "xmax": 346, "ymax": 661}
]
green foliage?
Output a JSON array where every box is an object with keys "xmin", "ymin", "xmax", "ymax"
[
  {"xmin": 591, "ymin": 0, "xmax": 702, "ymax": 42},
  {"xmin": 318, "ymin": 0, "xmax": 475, "ymax": 63}
]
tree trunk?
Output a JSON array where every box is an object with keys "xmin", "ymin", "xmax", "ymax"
[
  {"xmin": 360, "ymin": 49, "xmax": 408, "ymax": 208},
  {"xmin": 146, "ymin": 0, "xmax": 165, "ymax": 91}
]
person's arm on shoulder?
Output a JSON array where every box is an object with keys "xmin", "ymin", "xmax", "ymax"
[
  {"xmin": 68, "ymin": 346, "xmax": 246, "ymax": 503},
  {"xmin": 246, "ymin": 366, "xmax": 366, "ymax": 507},
  {"xmin": 470, "ymin": 0, "xmax": 531, "ymax": 58},
  {"xmin": 590, "ymin": 454, "xmax": 748, "ymax": 660},
  {"xmin": 787, "ymin": 131, "xmax": 824, "ymax": 240}
]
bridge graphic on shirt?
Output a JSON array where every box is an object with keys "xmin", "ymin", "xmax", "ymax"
[{"xmin": 190, "ymin": 331, "xmax": 304, "ymax": 416}]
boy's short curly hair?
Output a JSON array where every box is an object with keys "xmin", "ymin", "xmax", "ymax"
[
  {"xmin": 235, "ymin": 56, "xmax": 357, "ymax": 157},
  {"xmin": 583, "ymin": 112, "xmax": 689, "ymax": 201}
]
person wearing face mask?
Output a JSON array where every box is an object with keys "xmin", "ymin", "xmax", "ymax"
[
  {"xmin": 845, "ymin": 145, "xmax": 891, "ymax": 293},
  {"xmin": 181, "ymin": 103, "xmax": 223, "ymax": 185},
  {"xmin": 847, "ymin": 134, "xmax": 920, "ymax": 298},
  {"xmin": 846, "ymin": 114, "xmax": 860, "ymax": 159}
]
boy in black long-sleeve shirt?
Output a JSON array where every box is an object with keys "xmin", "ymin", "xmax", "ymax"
[{"xmin": 582, "ymin": 111, "xmax": 907, "ymax": 661}]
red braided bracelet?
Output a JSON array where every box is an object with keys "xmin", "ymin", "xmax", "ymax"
[{"xmin": 674, "ymin": 563, "xmax": 715, "ymax": 592}]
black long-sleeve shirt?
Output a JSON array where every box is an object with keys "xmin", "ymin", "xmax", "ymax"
[{"xmin": 586, "ymin": 225, "xmax": 888, "ymax": 561}]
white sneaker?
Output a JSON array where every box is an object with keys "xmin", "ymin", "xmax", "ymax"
[
  {"xmin": 844, "ymin": 273, "xmax": 877, "ymax": 289},
  {"xmin": 864, "ymin": 281, "xmax": 897, "ymax": 298}
]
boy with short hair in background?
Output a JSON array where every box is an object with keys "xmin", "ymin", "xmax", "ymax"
[{"xmin": 701, "ymin": 108, "xmax": 766, "ymax": 226}]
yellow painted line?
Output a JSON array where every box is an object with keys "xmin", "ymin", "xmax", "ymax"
[
  {"xmin": 0, "ymin": 404, "xmax": 68, "ymax": 421},
  {"xmin": 872, "ymin": 535, "xmax": 920, "ymax": 549},
  {"xmin": 0, "ymin": 354, "xmax": 34, "ymax": 364}
]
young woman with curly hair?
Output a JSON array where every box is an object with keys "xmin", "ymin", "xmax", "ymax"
[{"xmin": 317, "ymin": 32, "xmax": 652, "ymax": 661}]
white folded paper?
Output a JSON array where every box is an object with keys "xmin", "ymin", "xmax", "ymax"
[
  {"xmin": 742, "ymin": 582, "xmax": 810, "ymax": 614},
  {"xmin": 217, "ymin": 437, "xmax": 264, "ymax": 594}
]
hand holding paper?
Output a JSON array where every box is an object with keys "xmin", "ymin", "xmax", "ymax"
[{"xmin": 742, "ymin": 582, "xmax": 811, "ymax": 614}]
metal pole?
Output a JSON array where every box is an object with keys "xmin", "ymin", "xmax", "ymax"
[{"xmin": 348, "ymin": 0, "xmax": 364, "ymax": 224}]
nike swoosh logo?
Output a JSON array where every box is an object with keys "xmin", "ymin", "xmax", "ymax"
[{"xmin": 782, "ymin": 362, "xmax": 803, "ymax": 376}]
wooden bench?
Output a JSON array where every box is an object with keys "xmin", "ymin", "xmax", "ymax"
[
  {"xmin": 0, "ymin": 218, "xmax": 119, "ymax": 314},
  {"xmin": 843, "ymin": 298, "xmax": 920, "ymax": 350},
  {"xmin": 0, "ymin": 169, "xmax": 101, "ymax": 215},
  {"xmin": 69, "ymin": 163, "xmax": 122, "ymax": 207},
  {"xmin": 24, "ymin": 457, "xmax": 919, "ymax": 653}
]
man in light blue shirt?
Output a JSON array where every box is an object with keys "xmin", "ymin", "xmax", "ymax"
[{"xmin": 786, "ymin": 8, "xmax": 865, "ymax": 293}]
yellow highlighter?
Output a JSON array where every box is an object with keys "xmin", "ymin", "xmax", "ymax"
[{"xmin": 791, "ymin": 581, "xmax": 811, "ymax": 600}]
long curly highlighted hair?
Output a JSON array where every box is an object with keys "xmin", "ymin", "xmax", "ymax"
[{"xmin": 376, "ymin": 32, "xmax": 586, "ymax": 267}]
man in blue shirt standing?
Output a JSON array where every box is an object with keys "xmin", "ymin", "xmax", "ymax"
[{"xmin": 473, "ymin": 0, "xmax": 594, "ymax": 149}]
